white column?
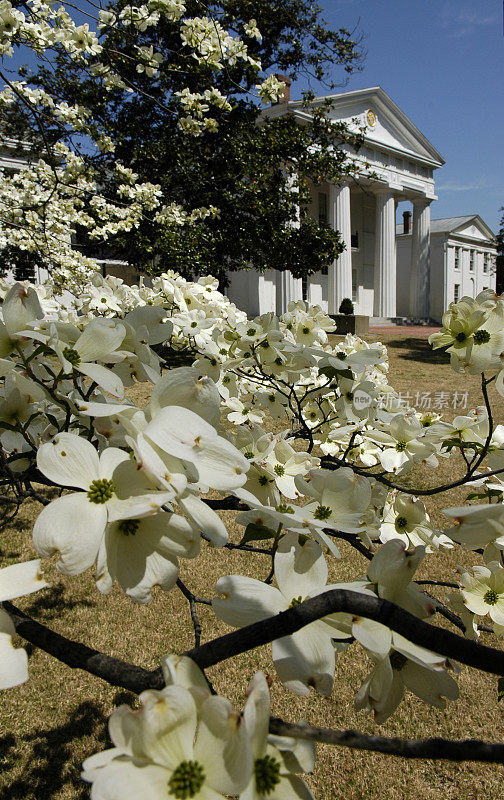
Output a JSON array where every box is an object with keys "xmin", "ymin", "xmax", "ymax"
[
  {"xmin": 275, "ymin": 270, "xmax": 302, "ymax": 315},
  {"xmin": 373, "ymin": 188, "xmax": 396, "ymax": 317},
  {"xmin": 409, "ymin": 198, "xmax": 431, "ymax": 319},
  {"xmin": 276, "ymin": 170, "xmax": 302, "ymax": 315},
  {"xmin": 328, "ymin": 183, "xmax": 352, "ymax": 314}
]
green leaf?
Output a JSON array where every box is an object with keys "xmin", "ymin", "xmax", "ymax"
[
  {"xmin": 240, "ymin": 522, "xmax": 276, "ymax": 545},
  {"xmin": 318, "ymin": 366, "xmax": 353, "ymax": 381}
]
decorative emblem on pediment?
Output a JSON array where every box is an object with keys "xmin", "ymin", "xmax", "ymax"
[{"xmin": 366, "ymin": 108, "xmax": 377, "ymax": 127}]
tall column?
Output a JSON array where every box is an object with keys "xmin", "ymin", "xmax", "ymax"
[
  {"xmin": 373, "ymin": 188, "xmax": 396, "ymax": 317},
  {"xmin": 276, "ymin": 270, "xmax": 302, "ymax": 315},
  {"xmin": 409, "ymin": 198, "xmax": 431, "ymax": 319},
  {"xmin": 276, "ymin": 169, "xmax": 302, "ymax": 315},
  {"xmin": 328, "ymin": 183, "xmax": 352, "ymax": 314}
]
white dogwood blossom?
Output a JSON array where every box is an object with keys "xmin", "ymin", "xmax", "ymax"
[
  {"xmin": 213, "ymin": 532, "xmax": 348, "ymax": 696},
  {"xmin": 82, "ymin": 684, "xmax": 252, "ymax": 799},
  {"xmin": 0, "ymin": 560, "xmax": 48, "ymax": 689}
]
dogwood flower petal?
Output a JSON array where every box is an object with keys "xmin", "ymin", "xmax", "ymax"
[
  {"xmin": 0, "ymin": 559, "xmax": 48, "ymax": 601},
  {"xmin": 0, "ymin": 609, "xmax": 28, "ymax": 689},
  {"xmin": 195, "ymin": 695, "xmax": 252, "ymax": 795},
  {"xmin": 37, "ymin": 432, "xmax": 99, "ymax": 489},
  {"xmin": 272, "ymin": 626, "xmax": 335, "ymax": 696},
  {"xmin": 213, "ymin": 575, "xmax": 285, "ymax": 626},
  {"xmin": 274, "ymin": 533, "xmax": 328, "ymax": 602},
  {"xmin": 33, "ymin": 493, "xmax": 107, "ymax": 574}
]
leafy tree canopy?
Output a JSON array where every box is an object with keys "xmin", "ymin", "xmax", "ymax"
[{"xmin": 4, "ymin": 0, "xmax": 365, "ymax": 281}]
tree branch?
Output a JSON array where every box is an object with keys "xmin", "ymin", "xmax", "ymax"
[
  {"xmin": 2, "ymin": 601, "xmax": 163, "ymax": 693},
  {"xmin": 181, "ymin": 589, "xmax": 504, "ymax": 676},
  {"xmin": 268, "ymin": 718, "xmax": 504, "ymax": 763},
  {"xmin": 6, "ymin": 597, "xmax": 504, "ymax": 765},
  {"xmin": 7, "ymin": 588, "xmax": 504, "ymax": 695}
]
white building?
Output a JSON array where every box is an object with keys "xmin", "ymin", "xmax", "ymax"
[
  {"xmin": 396, "ymin": 215, "xmax": 496, "ymax": 321},
  {"xmin": 226, "ymin": 86, "xmax": 495, "ymax": 322}
]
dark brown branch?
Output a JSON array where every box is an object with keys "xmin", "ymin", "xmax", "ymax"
[
  {"xmin": 7, "ymin": 588, "xmax": 504, "ymax": 694},
  {"xmin": 2, "ymin": 601, "xmax": 163, "ymax": 693},
  {"xmin": 176, "ymin": 578, "xmax": 203, "ymax": 648},
  {"xmin": 268, "ymin": 719, "xmax": 504, "ymax": 763},
  {"xmin": 180, "ymin": 589, "xmax": 504, "ymax": 676},
  {"xmin": 6, "ymin": 598, "xmax": 504, "ymax": 764}
]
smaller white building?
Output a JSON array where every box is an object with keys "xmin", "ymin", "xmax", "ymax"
[{"xmin": 396, "ymin": 215, "xmax": 497, "ymax": 322}]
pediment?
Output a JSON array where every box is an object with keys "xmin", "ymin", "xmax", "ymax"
[
  {"xmin": 452, "ymin": 216, "xmax": 495, "ymax": 242},
  {"xmin": 281, "ymin": 87, "xmax": 445, "ymax": 168}
]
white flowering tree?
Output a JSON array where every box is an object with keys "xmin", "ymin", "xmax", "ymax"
[
  {"xmin": 2, "ymin": 3, "xmax": 504, "ymax": 796},
  {"xmin": 2, "ymin": 272, "xmax": 504, "ymax": 797},
  {"xmin": 0, "ymin": 0, "xmax": 291, "ymax": 286}
]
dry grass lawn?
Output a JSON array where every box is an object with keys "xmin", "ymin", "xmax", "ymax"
[{"xmin": 2, "ymin": 332, "xmax": 504, "ymax": 799}]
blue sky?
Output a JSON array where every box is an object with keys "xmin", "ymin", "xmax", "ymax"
[{"xmin": 294, "ymin": 0, "xmax": 503, "ymax": 232}]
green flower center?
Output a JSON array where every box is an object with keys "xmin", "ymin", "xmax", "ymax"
[
  {"xmin": 168, "ymin": 760, "xmax": 205, "ymax": 799},
  {"xmin": 118, "ymin": 519, "xmax": 139, "ymax": 536},
  {"xmin": 455, "ymin": 331, "xmax": 467, "ymax": 343},
  {"xmin": 346, "ymin": 391, "xmax": 354, "ymax": 401},
  {"xmin": 396, "ymin": 440, "xmax": 407, "ymax": 452},
  {"xmin": 247, "ymin": 328, "xmax": 256, "ymax": 336},
  {"xmin": 335, "ymin": 351, "xmax": 347, "ymax": 360},
  {"xmin": 276, "ymin": 503, "xmax": 294, "ymax": 514},
  {"xmin": 302, "ymin": 326, "xmax": 310, "ymax": 335},
  {"xmin": 483, "ymin": 588, "xmax": 499, "ymax": 606},
  {"xmin": 260, "ymin": 340, "xmax": 270, "ymax": 349},
  {"xmin": 258, "ymin": 475, "xmax": 270, "ymax": 486},
  {"xmin": 268, "ymin": 394, "xmax": 276, "ymax": 403},
  {"xmin": 314, "ymin": 505, "xmax": 332, "ymax": 520},
  {"xmin": 289, "ymin": 595, "xmax": 304, "ymax": 607},
  {"xmin": 395, "ymin": 516, "xmax": 408, "ymax": 530},
  {"xmin": 244, "ymin": 451, "xmax": 254, "ymax": 459},
  {"xmin": 209, "ymin": 357, "xmax": 217, "ymax": 366},
  {"xmin": 87, "ymin": 478, "xmax": 115, "ymax": 504},
  {"xmin": 474, "ymin": 329, "xmax": 491, "ymax": 345},
  {"xmin": 222, "ymin": 375, "xmax": 231, "ymax": 383},
  {"xmin": 390, "ymin": 651, "xmax": 408, "ymax": 671},
  {"xmin": 62, "ymin": 346, "xmax": 81, "ymax": 368},
  {"xmin": 254, "ymin": 755, "xmax": 281, "ymax": 795},
  {"xmin": 274, "ymin": 357, "xmax": 283, "ymax": 366},
  {"xmin": 190, "ymin": 321, "xmax": 198, "ymax": 328},
  {"xmin": 274, "ymin": 464, "xmax": 285, "ymax": 476}
]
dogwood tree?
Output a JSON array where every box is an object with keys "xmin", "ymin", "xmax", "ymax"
[
  {"xmin": 2, "ymin": 272, "xmax": 504, "ymax": 797},
  {"xmin": 0, "ymin": 0, "xmax": 365, "ymax": 285}
]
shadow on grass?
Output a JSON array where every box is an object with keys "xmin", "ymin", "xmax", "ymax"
[
  {"xmin": 0, "ymin": 701, "xmax": 108, "ymax": 800},
  {"xmin": 24, "ymin": 584, "xmax": 95, "ymax": 620},
  {"xmin": 385, "ymin": 336, "xmax": 449, "ymax": 364}
]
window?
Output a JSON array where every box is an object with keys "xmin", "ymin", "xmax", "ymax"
[
  {"xmin": 318, "ymin": 192, "xmax": 328, "ymax": 225},
  {"xmin": 483, "ymin": 253, "xmax": 489, "ymax": 273},
  {"xmin": 469, "ymin": 250, "xmax": 475, "ymax": 271},
  {"xmin": 352, "ymin": 269, "xmax": 358, "ymax": 302},
  {"xmin": 454, "ymin": 284, "xmax": 460, "ymax": 303},
  {"xmin": 454, "ymin": 247, "xmax": 460, "ymax": 270},
  {"xmin": 351, "ymin": 231, "xmax": 359, "ymax": 249}
]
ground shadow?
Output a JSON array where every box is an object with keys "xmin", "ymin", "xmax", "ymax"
[
  {"xmin": 385, "ymin": 336, "xmax": 449, "ymax": 364},
  {"xmin": 0, "ymin": 701, "xmax": 108, "ymax": 800},
  {"xmin": 23, "ymin": 584, "xmax": 95, "ymax": 620}
]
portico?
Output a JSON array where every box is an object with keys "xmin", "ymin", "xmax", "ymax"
[{"xmin": 227, "ymin": 87, "xmax": 445, "ymax": 321}]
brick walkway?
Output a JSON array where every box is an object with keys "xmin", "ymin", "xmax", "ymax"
[{"xmin": 368, "ymin": 324, "xmax": 440, "ymax": 337}]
